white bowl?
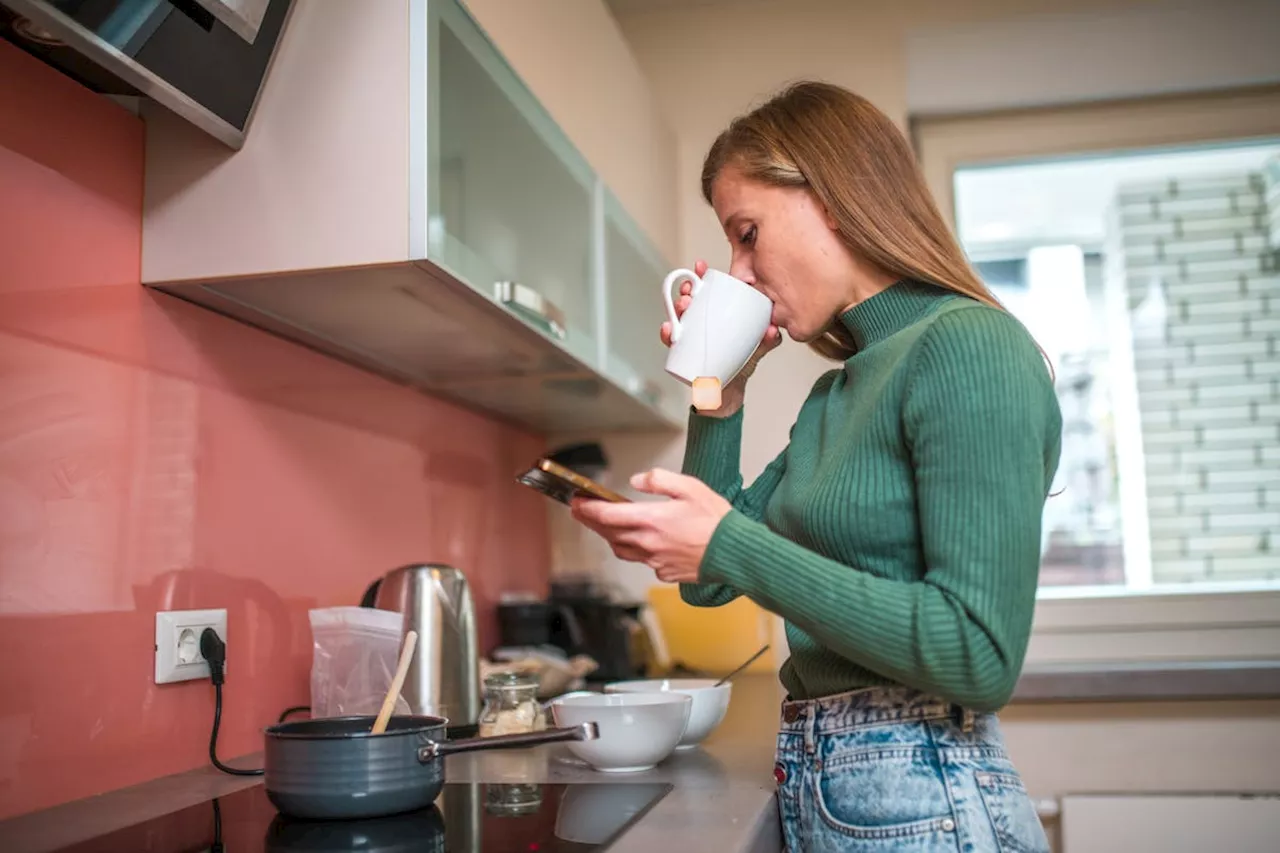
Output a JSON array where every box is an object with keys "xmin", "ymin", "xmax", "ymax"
[
  {"xmin": 550, "ymin": 692, "xmax": 691, "ymax": 773},
  {"xmin": 604, "ymin": 678, "xmax": 731, "ymax": 749}
]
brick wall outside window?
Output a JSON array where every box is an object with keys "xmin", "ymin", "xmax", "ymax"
[
  {"xmin": 1112, "ymin": 171, "xmax": 1279, "ymax": 583},
  {"xmin": 1267, "ymin": 155, "xmax": 1280, "ymax": 257}
]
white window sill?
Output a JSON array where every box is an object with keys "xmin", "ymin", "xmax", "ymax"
[
  {"xmin": 1026, "ymin": 587, "xmax": 1280, "ymax": 680},
  {"xmin": 1013, "ymin": 659, "xmax": 1280, "ymax": 703}
]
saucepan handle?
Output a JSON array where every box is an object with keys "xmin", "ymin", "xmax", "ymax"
[{"xmin": 418, "ymin": 722, "xmax": 598, "ymax": 761}]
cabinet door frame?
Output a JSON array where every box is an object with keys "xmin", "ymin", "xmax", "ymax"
[
  {"xmin": 412, "ymin": 0, "xmax": 600, "ymax": 367},
  {"xmin": 600, "ymin": 183, "xmax": 681, "ymax": 419}
]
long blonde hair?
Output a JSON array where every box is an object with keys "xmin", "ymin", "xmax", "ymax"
[{"xmin": 702, "ymin": 82, "xmax": 1007, "ymax": 362}]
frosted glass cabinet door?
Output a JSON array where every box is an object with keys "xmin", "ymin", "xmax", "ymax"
[
  {"xmin": 427, "ymin": 0, "xmax": 597, "ymax": 365},
  {"xmin": 604, "ymin": 191, "xmax": 684, "ymax": 422}
]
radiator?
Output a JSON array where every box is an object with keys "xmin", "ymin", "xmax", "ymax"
[{"xmin": 1058, "ymin": 793, "xmax": 1280, "ymax": 853}]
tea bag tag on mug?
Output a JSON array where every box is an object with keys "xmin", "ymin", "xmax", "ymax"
[{"xmin": 691, "ymin": 377, "xmax": 722, "ymax": 411}]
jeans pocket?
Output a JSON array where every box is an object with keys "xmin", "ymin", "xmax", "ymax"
[
  {"xmin": 975, "ymin": 771, "xmax": 1050, "ymax": 853},
  {"xmin": 812, "ymin": 747, "xmax": 958, "ymax": 846}
]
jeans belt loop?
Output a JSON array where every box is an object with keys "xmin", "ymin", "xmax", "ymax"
[{"xmin": 952, "ymin": 704, "xmax": 975, "ymax": 732}]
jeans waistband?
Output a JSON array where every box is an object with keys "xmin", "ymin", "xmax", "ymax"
[{"xmin": 779, "ymin": 685, "xmax": 973, "ymax": 734}]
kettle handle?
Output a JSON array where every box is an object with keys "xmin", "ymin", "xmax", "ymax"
[{"xmin": 359, "ymin": 578, "xmax": 382, "ymax": 608}]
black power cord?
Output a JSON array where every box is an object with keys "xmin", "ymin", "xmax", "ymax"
[
  {"xmin": 200, "ymin": 628, "xmax": 264, "ymax": 777},
  {"xmin": 211, "ymin": 798, "xmax": 224, "ymax": 853},
  {"xmin": 277, "ymin": 705, "xmax": 310, "ymax": 723}
]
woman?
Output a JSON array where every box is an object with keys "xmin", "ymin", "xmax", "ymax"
[{"xmin": 572, "ymin": 81, "xmax": 1059, "ymax": 852}]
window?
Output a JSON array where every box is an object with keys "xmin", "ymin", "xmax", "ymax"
[
  {"xmin": 954, "ymin": 142, "xmax": 1280, "ymax": 594},
  {"xmin": 915, "ymin": 88, "xmax": 1280, "ymax": 666}
]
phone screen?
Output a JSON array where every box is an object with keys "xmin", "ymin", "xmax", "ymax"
[{"xmin": 516, "ymin": 459, "xmax": 630, "ymax": 505}]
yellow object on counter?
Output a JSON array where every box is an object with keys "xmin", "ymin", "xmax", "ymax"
[{"xmin": 645, "ymin": 585, "xmax": 777, "ymax": 676}]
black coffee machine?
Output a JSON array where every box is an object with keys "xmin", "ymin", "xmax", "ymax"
[
  {"xmin": 497, "ymin": 580, "xmax": 649, "ymax": 683},
  {"xmin": 498, "ymin": 442, "xmax": 650, "ymax": 682}
]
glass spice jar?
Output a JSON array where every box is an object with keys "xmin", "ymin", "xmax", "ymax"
[{"xmin": 478, "ymin": 671, "xmax": 545, "ymax": 737}]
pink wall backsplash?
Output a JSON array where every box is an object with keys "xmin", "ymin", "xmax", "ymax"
[{"xmin": 0, "ymin": 42, "xmax": 551, "ymax": 820}]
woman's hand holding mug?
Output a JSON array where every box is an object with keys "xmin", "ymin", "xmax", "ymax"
[{"xmin": 659, "ymin": 259, "xmax": 781, "ymax": 417}]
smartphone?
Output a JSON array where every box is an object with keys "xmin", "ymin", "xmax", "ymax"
[{"xmin": 516, "ymin": 458, "xmax": 630, "ymax": 505}]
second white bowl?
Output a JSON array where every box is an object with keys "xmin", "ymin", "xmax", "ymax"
[
  {"xmin": 549, "ymin": 692, "xmax": 691, "ymax": 772},
  {"xmin": 604, "ymin": 678, "xmax": 731, "ymax": 749}
]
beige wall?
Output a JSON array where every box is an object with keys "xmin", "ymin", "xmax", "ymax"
[{"xmin": 578, "ymin": 0, "xmax": 1280, "ymax": 839}]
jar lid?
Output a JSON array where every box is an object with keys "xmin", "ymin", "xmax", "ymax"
[{"xmin": 484, "ymin": 671, "xmax": 538, "ymax": 689}]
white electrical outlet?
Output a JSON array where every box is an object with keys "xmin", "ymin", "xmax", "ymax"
[{"xmin": 155, "ymin": 609, "xmax": 228, "ymax": 684}]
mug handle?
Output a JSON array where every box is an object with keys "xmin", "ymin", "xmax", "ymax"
[{"xmin": 662, "ymin": 268, "xmax": 703, "ymax": 344}]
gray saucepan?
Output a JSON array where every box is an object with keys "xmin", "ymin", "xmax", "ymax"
[{"xmin": 263, "ymin": 715, "xmax": 597, "ymax": 820}]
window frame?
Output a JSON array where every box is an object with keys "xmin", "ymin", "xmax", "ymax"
[{"xmin": 913, "ymin": 86, "xmax": 1280, "ymax": 668}]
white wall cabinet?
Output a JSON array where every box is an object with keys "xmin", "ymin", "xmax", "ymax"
[{"xmin": 142, "ymin": 0, "xmax": 681, "ymax": 433}]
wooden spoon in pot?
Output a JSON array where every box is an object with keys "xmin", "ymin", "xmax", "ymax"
[{"xmin": 371, "ymin": 629, "xmax": 418, "ymax": 735}]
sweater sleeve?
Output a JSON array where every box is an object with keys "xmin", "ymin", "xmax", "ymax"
[
  {"xmin": 678, "ymin": 407, "xmax": 789, "ymax": 608},
  {"xmin": 696, "ymin": 310, "xmax": 1062, "ymax": 710}
]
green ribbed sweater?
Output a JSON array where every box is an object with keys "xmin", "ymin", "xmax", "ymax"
[{"xmin": 680, "ymin": 280, "xmax": 1062, "ymax": 711}]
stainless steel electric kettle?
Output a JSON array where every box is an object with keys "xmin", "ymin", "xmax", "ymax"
[{"xmin": 362, "ymin": 564, "xmax": 480, "ymax": 736}]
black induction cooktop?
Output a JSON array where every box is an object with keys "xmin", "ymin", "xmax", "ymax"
[{"xmin": 49, "ymin": 781, "xmax": 672, "ymax": 852}]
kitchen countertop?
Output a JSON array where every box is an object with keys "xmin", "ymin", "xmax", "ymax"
[
  {"xmin": 0, "ymin": 674, "xmax": 786, "ymax": 853},
  {"xmin": 452, "ymin": 673, "xmax": 786, "ymax": 853}
]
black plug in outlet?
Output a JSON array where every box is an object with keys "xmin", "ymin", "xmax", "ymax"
[
  {"xmin": 202, "ymin": 626, "xmax": 263, "ymax": 777},
  {"xmin": 200, "ymin": 628, "xmax": 227, "ymax": 686}
]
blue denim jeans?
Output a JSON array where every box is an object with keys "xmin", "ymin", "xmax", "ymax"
[{"xmin": 774, "ymin": 686, "xmax": 1049, "ymax": 852}]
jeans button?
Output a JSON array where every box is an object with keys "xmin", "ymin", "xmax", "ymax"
[
  {"xmin": 941, "ymin": 818, "xmax": 956, "ymax": 832},
  {"xmin": 782, "ymin": 706, "xmax": 800, "ymax": 723}
]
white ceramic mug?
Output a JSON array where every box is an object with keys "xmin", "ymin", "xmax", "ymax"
[{"xmin": 662, "ymin": 268, "xmax": 773, "ymax": 386}]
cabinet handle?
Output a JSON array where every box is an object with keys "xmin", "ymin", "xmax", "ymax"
[{"xmin": 494, "ymin": 281, "xmax": 566, "ymax": 340}]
